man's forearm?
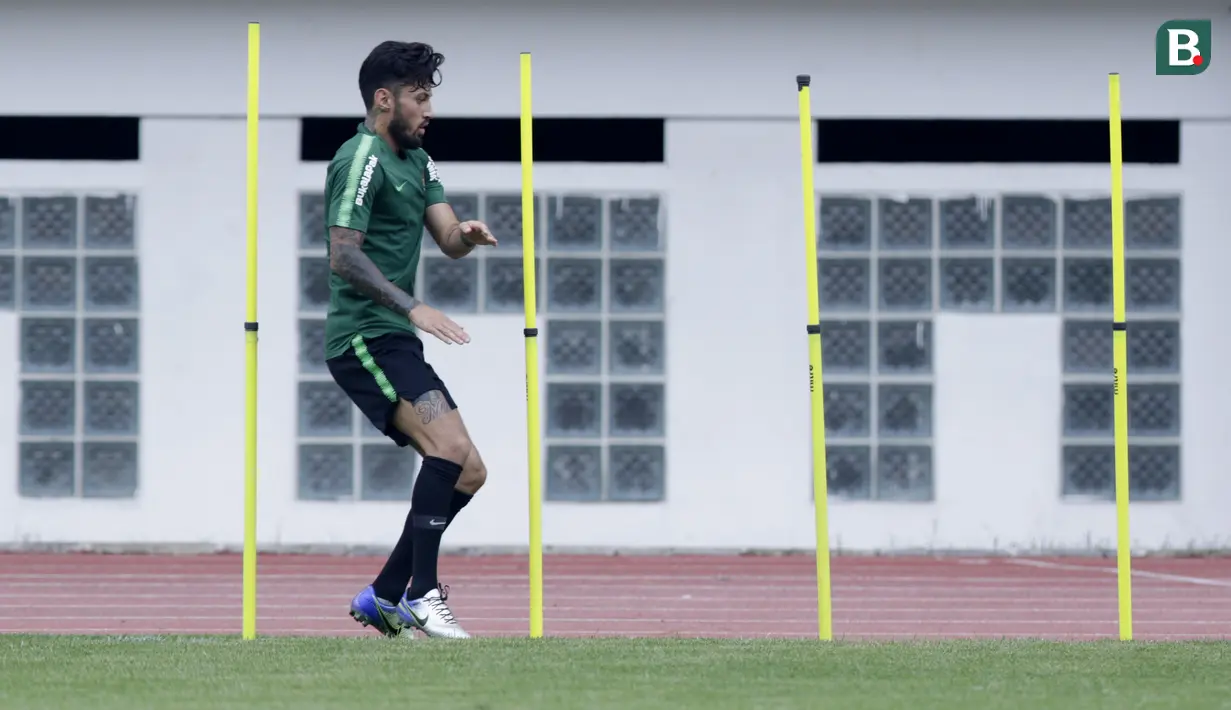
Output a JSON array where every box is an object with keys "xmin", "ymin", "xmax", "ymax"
[
  {"xmin": 437, "ymin": 222, "xmax": 477, "ymax": 259},
  {"xmin": 329, "ymin": 233, "xmax": 421, "ymax": 314}
]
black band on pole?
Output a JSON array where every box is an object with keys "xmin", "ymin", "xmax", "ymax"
[
  {"xmin": 524, "ymin": 328, "xmax": 538, "ymax": 337},
  {"xmin": 806, "ymin": 324, "xmax": 821, "ymax": 335},
  {"xmin": 1112, "ymin": 322, "xmax": 1127, "ymax": 331},
  {"xmin": 244, "ymin": 322, "xmax": 259, "ymax": 332},
  {"xmin": 796, "ymin": 74, "xmax": 811, "ymax": 90}
]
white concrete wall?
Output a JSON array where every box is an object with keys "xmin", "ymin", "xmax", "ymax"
[
  {"xmin": 2, "ymin": 1, "xmax": 1229, "ymax": 552},
  {"xmin": 2, "ymin": 0, "xmax": 1228, "ymax": 119}
]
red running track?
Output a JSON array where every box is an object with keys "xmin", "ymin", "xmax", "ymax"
[{"xmin": 2, "ymin": 553, "xmax": 1231, "ymax": 640}]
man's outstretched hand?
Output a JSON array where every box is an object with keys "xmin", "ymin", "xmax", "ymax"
[
  {"xmin": 409, "ymin": 303, "xmax": 470, "ymax": 345},
  {"xmin": 459, "ymin": 220, "xmax": 498, "ymax": 247}
]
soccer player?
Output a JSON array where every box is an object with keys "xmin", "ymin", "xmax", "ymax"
[{"xmin": 324, "ymin": 41, "xmax": 496, "ymax": 639}]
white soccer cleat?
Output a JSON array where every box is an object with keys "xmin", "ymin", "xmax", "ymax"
[{"xmin": 397, "ymin": 584, "xmax": 471, "ymax": 639}]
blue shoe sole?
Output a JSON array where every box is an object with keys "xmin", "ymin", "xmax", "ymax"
[
  {"xmin": 349, "ymin": 607, "xmax": 400, "ymax": 637},
  {"xmin": 350, "ymin": 590, "xmax": 402, "ymax": 638}
]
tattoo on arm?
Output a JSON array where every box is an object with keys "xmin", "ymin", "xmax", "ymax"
[
  {"xmin": 328, "ymin": 227, "xmax": 421, "ymax": 314},
  {"xmin": 412, "ymin": 390, "xmax": 454, "ymax": 426}
]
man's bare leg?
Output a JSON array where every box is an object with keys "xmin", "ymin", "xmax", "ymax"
[
  {"xmin": 388, "ymin": 390, "xmax": 479, "ymax": 638},
  {"xmin": 370, "ymin": 433, "xmax": 486, "ymax": 601}
]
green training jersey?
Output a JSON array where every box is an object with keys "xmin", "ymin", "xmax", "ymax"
[{"xmin": 322, "ymin": 122, "xmax": 447, "ymax": 359}]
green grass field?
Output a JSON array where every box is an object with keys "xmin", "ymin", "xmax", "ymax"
[{"xmin": 2, "ymin": 636, "xmax": 1228, "ymax": 710}]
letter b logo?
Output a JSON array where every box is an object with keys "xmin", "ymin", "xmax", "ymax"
[{"xmin": 1156, "ymin": 20, "xmax": 1212, "ymax": 75}]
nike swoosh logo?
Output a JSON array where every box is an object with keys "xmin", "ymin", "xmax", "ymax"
[
  {"xmin": 408, "ymin": 608, "xmax": 428, "ymax": 626},
  {"xmin": 394, "ymin": 181, "xmax": 408, "ymax": 192},
  {"xmin": 429, "ymin": 519, "xmax": 446, "ymax": 527}
]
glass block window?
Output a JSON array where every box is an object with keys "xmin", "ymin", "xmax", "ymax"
[
  {"xmin": 411, "ymin": 192, "xmax": 667, "ymax": 503},
  {"xmin": 815, "ymin": 192, "xmax": 1182, "ymax": 503},
  {"xmin": 816, "ymin": 196, "xmax": 935, "ymax": 502},
  {"xmin": 7, "ymin": 194, "xmax": 142, "ymax": 498},
  {"xmin": 1061, "ymin": 195, "xmax": 1182, "ymax": 501},
  {"xmin": 540, "ymin": 194, "xmax": 666, "ymax": 502},
  {"xmin": 295, "ymin": 190, "xmax": 666, "ymax": 503},
  {"xmin": 296, "ymin": 192, "xmax": 418, "ymax": 501}
]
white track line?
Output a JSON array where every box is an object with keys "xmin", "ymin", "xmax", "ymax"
[
  {"xmin": 1007, "ymin": 559, "xmax": 1231, "ymax": 589},
  {"xmin": 0, "ymin": 627, "xmax": 1226, "ymax": 640},
  {"xmin": 0, "ymin": 573, "xmax": 1029, "ymax": 582},
  {"xmin": 2, "ymin": 615, "xmax": 1226, "ymax": 626},
  {"xmin": 0, "ymin": 572, "xmax": 978, "ymax": 580},
  {"xmin": 0, "ymin": 593, "xmax": 1144, "ymax": 602},
  {"xmin": 0, "ymin": 571, "xmax": 1164, "ymax": 583},
  {"xmin": 7, "ymin": 599, "xmax": 1228, "ymax": 609}
]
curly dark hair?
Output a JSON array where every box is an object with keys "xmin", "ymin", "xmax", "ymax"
[{"xmin": 358, "ymin": 41, "xmax": 445, "ymax": 112}]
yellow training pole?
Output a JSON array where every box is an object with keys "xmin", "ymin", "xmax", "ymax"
[
  {"xmin": 242, "ymin": 21, "xmax": 261, "ymax": 641},
  {"xmin": 1108, "ymin": 72, "xmax": 1133, "ymax": 641},
  {"xmin": 796, "ymin": 74, "xmax": 833, "ymax": 641},
  {"xmin": 520, "ymin": 52, "xmax": 544, "ymax": 639}
]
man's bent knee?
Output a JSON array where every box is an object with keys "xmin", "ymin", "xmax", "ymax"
[
  {"xmin": 418, "ymin": 427, "xmax": 471, "ymax": 465},
  {"xmin": 457, "ymin": 448, "xmax": 487, "ymax": 495}
]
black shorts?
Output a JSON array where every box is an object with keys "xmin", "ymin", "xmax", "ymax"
[{"xmin": 327, "ymin": 331, "xmax": 457, "ymax": 448}]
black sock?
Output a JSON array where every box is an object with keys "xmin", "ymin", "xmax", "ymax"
[
  {"xmin": 371, "ymin": 511, "xmax": 417, "ymax": 603},
  {"xmin": 370, "ymin": 489, "xmax": 475, "ymax": 602},
  {"xmin": 448, "ymin": 489, "xmax": 473, "ymax": 524},
  {"xmin": 406, "ymin": 456, "xmax": 463, "ymax": 600}
]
